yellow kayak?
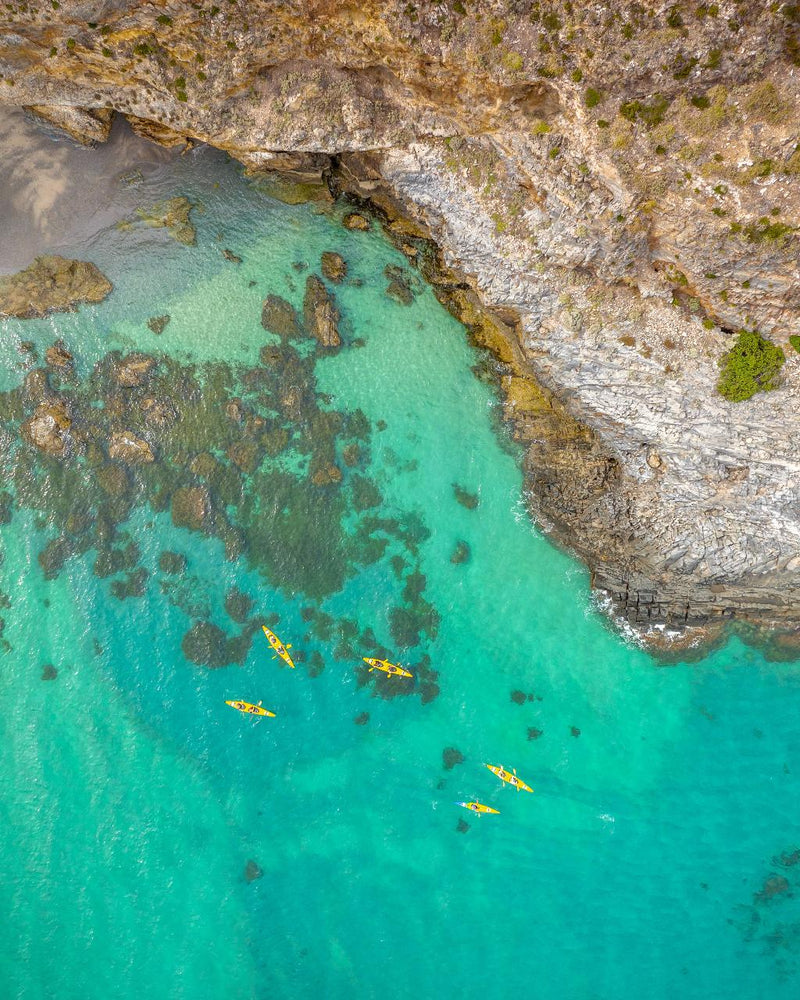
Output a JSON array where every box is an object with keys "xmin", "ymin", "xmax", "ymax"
[
  {"xmin": 226, "ymin": 699, "xmax": 276, "ymax": 718},
  {"xmin": 363, "ymin": 657, "xmax": 413, "ymax": 678},
  {"xmin": 262, "ymin": 624, "xmax": 296, "ymax": 669},
  {"xmin": 485, "ymin": 763, "xmax": 534, "ymax": 793},
  {"xmin": 456, "ymin": 801, "xmax": 500, "ymax": 815}
]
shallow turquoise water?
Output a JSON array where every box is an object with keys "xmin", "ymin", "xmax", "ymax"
[{"xmin": 2, "ymin": 141, "xmax": 800, "ymax": 1000}]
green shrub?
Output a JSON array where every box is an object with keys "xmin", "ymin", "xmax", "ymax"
[
  {"xmin": 666, "ymin": 6, "xmax": 684, "ymax": 28},
  {"xmin": 156, "ymin": 14, "xmax": 172, "ymax": 26},
  {"xmin": 717, "ymin": 329, "xmax": 785, "ymax": 401},
  {"xmin": 742, "ymin": 218, "xmax": 795, "ymax": 244},
  {"xmin": 571, "ymin": 67, "xmax": 583, "ymax": 82},
  {"xmin": 619, "ymin": 94, "xmax": 669, "ymax": 127},
  {"xmin": 584, "ymin": 87, "xmax": 602, "ymax": 108},
  {"xmin": 789, "ymin": 335, "xmax": 800, "ymax": 353}
]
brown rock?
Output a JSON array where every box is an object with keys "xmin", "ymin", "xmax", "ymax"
[
  {"xmin": 147, "ymin": 315, "xmax": 170, "ymax": 335},
  {"xmin": 227, "ymin": 440, "xmax": 261, "ymax": 474},
  {"xmin": 113, "ymin": 353, "xmax": 156, "ymax": 388},
  {"xmin": 261, "ymin": 295, "xmax": 302, "ymax": 338},
  {"xmin": 96, "ymin": 463, "xmax": 130, "ymax": 497},
  {"xmin": 125, "ymin": 115, "xmax": 189, "ymax": 149},
  {"xmin": 303, "ymin": 275, "xmax": 341, "ymax": 349},
  {"xmin": 0, "ymin": 256, "xmax": 112, "ymax": 319},
  {"xmin": 343, "ymin": 212, "xmax": 370, "ymax": 231},
  {"xmin": 171, "ymin": 486, "xmax": 210, "ymax": 531},
  {"xmin": 311, "ymin": 463, "xmax": 343, "ymax": 486},
  {"xmin": 26, "ymin": 105, "xmax": 114, "ymax": 146},
  {"xmin": 108, "ymin": 431, "xmax": 154, "ymax": 465},
  {"xmin": 321, "ymin": 251, "xmax": 348, "ymax": 282},
  {"xmin": 135, "ymin": 197, "xmax": 196, "ymax": 245},
  {"xmin": 22, "ymin": 401, "xmax": 71, "ymax": 456},
  {"xmin": 141, "ymin": 397, "xmax": 177, "ymax": 428},
  {"xmin": 45, "ymin": 341, "xmax": 73, "ymax": 369}
]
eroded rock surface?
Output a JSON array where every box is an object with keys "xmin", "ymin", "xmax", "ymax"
[
  {"xmin": 0, "ymin": 255, "xmax": 111, "ymax": 318},
  {"xmin": 3, "ymin": 1, "xmax": 800, "ymax": 644}
]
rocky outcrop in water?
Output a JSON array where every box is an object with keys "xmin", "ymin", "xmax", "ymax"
[
  {"xmin": 3, "ymin": 1, "xmax": 800, "ymax": 646},
  {"xmin": 0, "ymin": 255, "xmax": 112, "ymax": 318}
]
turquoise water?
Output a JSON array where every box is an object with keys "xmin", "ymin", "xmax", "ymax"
[{"xmin": 2, "ymin": 141, "xmax": 800, "ymax": 1000}]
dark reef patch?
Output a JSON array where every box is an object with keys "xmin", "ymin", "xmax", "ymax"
[{"xmin": 0, "ymin": 268, "xmax": 441, "ymax": 701}]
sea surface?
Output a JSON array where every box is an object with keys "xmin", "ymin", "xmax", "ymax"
[{"xmin": 1, "ymin": 113, "xmax": 799, "ymax": 1000}]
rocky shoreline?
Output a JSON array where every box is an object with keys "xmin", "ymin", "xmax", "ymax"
[{"xmin": 2, "ymin": 1, "xmax": 800, "ymax": 651}]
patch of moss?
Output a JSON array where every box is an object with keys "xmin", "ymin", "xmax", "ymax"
[
  {"xmin": 619, "ymin": 94, "xmax": 669, "ymax": 127},
  {"xmin": 741, "ymin": 218, "xmax": 795, "ymax": 244},
  {"xmin": 584, "ymin": 87, "xmax": 602, "ymax": 108},
  {"xmin": 717, "ymin": 330, "xmax": 785, "ymax": 402},
  {"xmin": 789, "ymin": 335, "xmax": 800, "ymax": 354}
]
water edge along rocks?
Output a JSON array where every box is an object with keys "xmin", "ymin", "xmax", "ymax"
[{"xmin": 4, "ymin": 1, "xmax": 800, "ymax": 651}]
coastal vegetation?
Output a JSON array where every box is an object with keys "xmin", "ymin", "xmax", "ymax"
[{"xmin": 716, "ymin": 329, "xmax": 785, "ymax": 402}]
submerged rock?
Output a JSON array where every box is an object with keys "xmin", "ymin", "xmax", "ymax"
[
  {"xmin": 450, "ymin": 540, "xmax": 471, "ymax": 564},
  {"xmin": 443, "ymin": 747, "xmax": 465, "ymax": 770},
  {"xmin": 41, "ymin": 663, "xmax": 58, "ymax": 681},
  {"xmin": 141, "ymin": 397, "xmax": 178, "ymax": 428},
  {"xmin": 147, "ymin": 315, "xmax": 171, "ymax": 335},
  {"xmin": 311, "ymin": 462, "xmax": 342, "ymax": 487},
  {"xmin": 755, "ymin": 875, "xmax": 791, "ymax": 902},
  {"xmin": 224, "ymin": 587, "xmax": 254, "ymax": 624},
  {"xmin": 135, "ymin": 196, "xmax": 196, "ymax": 245},
  {"xmin": 22, "ymin": 401, "xmax": 71, "ymax": 456},
  {"xmin": 181, "ymin": 621, "xmax": 228, "ymax": 668},
  {"xmin": 244, "ymin": 860, "xmax": 263, "ymax": 883},
  {"xmin": 112, "ymin": 353, "xmax": 156, "ymax": 388},
  {"xmin": 159, "ymin": 551, "xmax": 187, "ymax": 575},
  {"xmin": 45, "ymin": 341, "xmax": 74, "ymax": 370},
  {"xmin": 0, "ymin": 256, "xmax": 112, "ymax": 319},
  {"xmin": 384, "ymin": 265, "xmax": 414, "ymax": 306},
  {"xmin": 453, "ymin": 483, "xmax": 479, "ymax": 510},
  {"xmin": 261, "ymin": 295, "xmax": 302, "ymax": 338},
  {"xmin": 354, "ymin": 711, "xmax": 370, "ymax": 726},
  {"xmin": 303, "ymin": 275, "xmax": 341, "ymax": 349},
  {"xmin": 110, "ymin": 567, "xmax": 149, "ymax": 600},
  {"xmin": 108, "ymin": 431, "xmax": 154, "ymax": 465},
  {"xmin": 223, "ymin": 248, "xmax": 242, "ymax": 264},
  {"xmin": 456, "ymin": 819, "xmax": 470, "ymax": 834},
  {"xmin": 171, "ymin": 486, "xmax": 210, "ymax": 531},
  {"xmin": 321, "ymin": 251, "xmax": 347, "ymax": 283},
  {"xmin": 181, "ymin": 620, "xmax": 251, "ymax": 669},
  {"xmin": 95, "ymin": 463, "xmax": 130, "ymax": 498}
]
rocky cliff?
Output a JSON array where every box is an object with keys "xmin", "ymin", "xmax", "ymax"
[{"xmin": 2, "ymin": 1, "xmax": 799, "ymax": 650}]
